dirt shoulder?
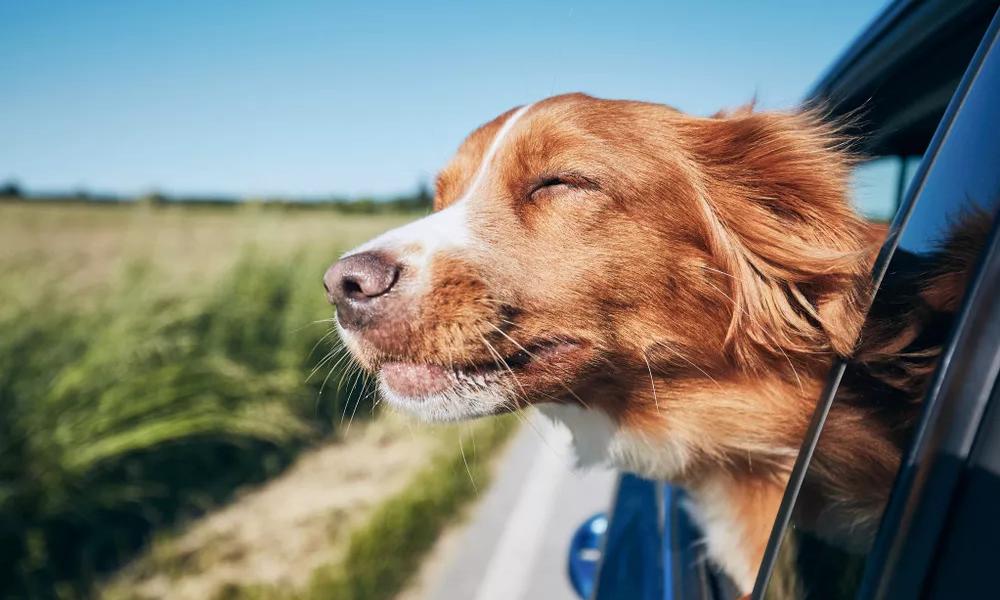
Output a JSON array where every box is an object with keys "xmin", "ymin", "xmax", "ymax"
[{"xmin": 102, "ymin": 414, "xmax": 438, "ymax": 600}]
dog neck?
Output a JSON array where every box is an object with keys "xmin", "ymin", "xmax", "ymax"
[{"xmin": 537, "ymin": 372, "xmax": 821, "ymax": 595}]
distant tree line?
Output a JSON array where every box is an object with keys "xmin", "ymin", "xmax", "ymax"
[
  {"xmin": 0, "ymin": 178, "xmax": 434, "ymax": 214},
  {"xmin": 0, "ymin": 180, "xmax": 23, "ymax": 198}
]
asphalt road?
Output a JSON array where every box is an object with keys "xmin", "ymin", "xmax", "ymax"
[{"xmin": 424, "ymin": 412, "xmax": 618, "ymax": 600}]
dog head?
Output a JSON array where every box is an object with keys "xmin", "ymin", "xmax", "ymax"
[{"xmin": 326, "ymin": 93, "xmax": 872, "ymax": 475}]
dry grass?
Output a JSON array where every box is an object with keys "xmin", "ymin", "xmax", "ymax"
[{"xmin": 0, "ymin": 202, "xmax": 414, "ymax": 296}]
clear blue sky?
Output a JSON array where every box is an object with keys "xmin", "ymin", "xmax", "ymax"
[{"xmin": 1, "ymin": 1, "xmax": 888, "ymax": 199}]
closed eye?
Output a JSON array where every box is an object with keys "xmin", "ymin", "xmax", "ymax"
[
  {"xmin": 530, "ymin": 177, "xmax": 569, "ymax": 195},
  {"xmin": 527, "ymin": 173, "xmax": 597, "ymax": 201}
]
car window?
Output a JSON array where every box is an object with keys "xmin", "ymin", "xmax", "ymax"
[
  {"xmin": 759, "ymin": 17, "xmax": 1000, "ymax": 600},
  {"xmin": 850, "ymin": 155, "xmax": 921, "ymax": 222}
]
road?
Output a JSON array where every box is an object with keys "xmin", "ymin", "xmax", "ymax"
[{"xmin": 424, "ymin": 412, "xmax": 618, "ymax": 600}]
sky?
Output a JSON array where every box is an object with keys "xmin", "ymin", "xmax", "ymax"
[{"xmin": 1, "ymin": 1, "xmax": 889, "ymax": 199}]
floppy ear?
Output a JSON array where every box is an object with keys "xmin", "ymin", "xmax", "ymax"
[{"xmin": 680, "ymin": 109, "xmax": 876, "ymax": 368}]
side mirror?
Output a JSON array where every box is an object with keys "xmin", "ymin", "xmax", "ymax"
[{"xmin": 567, "ymin": 512, "xmax": 608, "ymax": 599}]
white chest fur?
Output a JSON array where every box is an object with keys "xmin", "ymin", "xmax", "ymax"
[
  {"xmin": 536, "ymin": 404, "xmax": 693, "ymax": 482},
  {"xmin": 536, "ymin": 404, "xmax": 757, "ymax": 594}
]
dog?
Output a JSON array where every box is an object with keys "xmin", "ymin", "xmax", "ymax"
[{"xmin": 323, "ymin": 93, "xmax": 953, "ymax": 592}]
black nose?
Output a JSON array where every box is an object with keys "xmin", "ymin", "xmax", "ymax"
[{"xmin": 324, "ymin": 252, "xmax": 400, "ymax": 329}]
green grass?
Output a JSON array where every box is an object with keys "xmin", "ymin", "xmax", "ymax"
[{"xmin": 0, "ymin": 203, "xmax": 415, "ymax": 599}]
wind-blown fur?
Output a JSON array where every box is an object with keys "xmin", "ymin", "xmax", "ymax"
[{"xmin": 327, "ymin": 93, "xmax": 975, "ymax": 592}]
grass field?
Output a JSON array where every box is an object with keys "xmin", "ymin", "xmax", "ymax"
[
  {"xmin": 0, "ymin": 201, "xmax": 430, "ymax": 598},
  {"xmin": 0, "ymin": 202, "xmax": 411, "ymax": 295}
]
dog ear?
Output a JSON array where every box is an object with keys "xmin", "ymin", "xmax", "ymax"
[{"xmin": 680, "ymin": 109, "xmax": 876, "ymax": 369}]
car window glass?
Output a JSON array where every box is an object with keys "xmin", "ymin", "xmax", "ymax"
[
  {"xmin": 763, "ymin": 22, "xmax": 1000, "ymax": 600},
  {"xmin": 850, "ymin": 156, "xmax": 919, "ymax": 222}
]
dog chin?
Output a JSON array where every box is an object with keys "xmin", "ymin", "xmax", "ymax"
[{"xmin": 376, "ymin": 376, "xmax": 512, "ymax": 422}]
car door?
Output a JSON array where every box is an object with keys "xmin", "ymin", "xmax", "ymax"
[{"xmin": 755, "ymin": 7, "xmax": 1000, "ymax": 600}]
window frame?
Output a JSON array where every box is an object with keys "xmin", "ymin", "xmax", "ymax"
[{"xmin": 752, "ymin": 8, "xmax": 1000, "ymax": 598}]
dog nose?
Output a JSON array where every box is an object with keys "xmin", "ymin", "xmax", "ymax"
[{"xmin": 324, "ymin": 252, "xmax": 401, "ymax": 328}]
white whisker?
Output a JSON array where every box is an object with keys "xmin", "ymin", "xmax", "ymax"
[{"xmin": 641, "ymin": 352, "xmax": 661, "ymax": 414}]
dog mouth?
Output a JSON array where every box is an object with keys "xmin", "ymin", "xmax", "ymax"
[{"xmin": 379, "ymin": 338, "xmax": 585, "ymax": 399}]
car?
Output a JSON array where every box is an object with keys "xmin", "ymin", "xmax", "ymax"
[{"xmin": 567, "ymin": 2, "xmax": 1000, "ymax": 598}]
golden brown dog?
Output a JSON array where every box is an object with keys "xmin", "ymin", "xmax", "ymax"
[{"xmin": 324, "ymin": 93, "xmax": 901, "ymax": 592}]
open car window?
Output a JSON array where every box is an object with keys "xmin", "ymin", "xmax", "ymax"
[
  {"xmin": 850, "ymin": 155, "xmax": 921, "ymax": 223},
  {"xmin": 756, "ymin": 6, "xmax": 1000, "ymax": 600}
]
